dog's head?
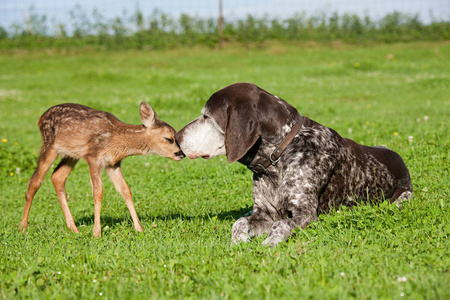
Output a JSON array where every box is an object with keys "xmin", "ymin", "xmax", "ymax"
[{"xmin": 177, "ymin": 83, "xmax": 298, "ymax": 163}]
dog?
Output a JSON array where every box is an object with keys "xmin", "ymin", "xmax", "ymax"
[{"xmin": 177, "ymin": 82, "xmax": 412, "ymax": 246}]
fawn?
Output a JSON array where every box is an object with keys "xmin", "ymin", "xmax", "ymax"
[{"xmin": 20, "ymin": 102, "xmax": 184, "ymax": 237}]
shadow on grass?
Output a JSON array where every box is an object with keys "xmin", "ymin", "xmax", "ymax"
[{"xmin": 75, "ymin": 206, "xmax": 253, "ymax": 228}]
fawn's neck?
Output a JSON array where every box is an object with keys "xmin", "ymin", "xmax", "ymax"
[{"xmin": 110, "ymin": 124, "xmax": 154, "ymax": 161}]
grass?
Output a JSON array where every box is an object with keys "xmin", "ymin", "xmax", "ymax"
[{"xmin": 0, "ymin": 41, "xmax": 449, "ymax": 299}]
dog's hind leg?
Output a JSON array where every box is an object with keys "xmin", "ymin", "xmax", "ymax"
[{"xmin": 389, "ymin": 183, "xmax": 413, "ymax": 207}]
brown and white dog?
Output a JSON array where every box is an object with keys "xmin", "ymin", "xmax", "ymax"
[{"xmin": 177, "ymin": 82, "xmax": 412, "ymax": 246}]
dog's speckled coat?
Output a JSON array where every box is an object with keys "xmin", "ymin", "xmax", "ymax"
[{"xmin": 177, "ymin": 83, "xmax": 412, "ymax": 246}]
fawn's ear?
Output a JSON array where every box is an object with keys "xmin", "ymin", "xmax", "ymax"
[{"xmin": 140, "ymin": 102, "xmax": 159, "ymax": 128}]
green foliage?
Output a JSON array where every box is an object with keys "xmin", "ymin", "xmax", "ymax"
[
  {"xmin": 0, "ymin": 8, "xmax": 449, "ymax": 50},
  {"xmin": 0, "ymin": 140, "xmax": 37, "ymax": 177},
  {"xmin": 0, "ymin": 42, "xmax": 449, "ymax": 298},
  {"xmin": 0, "ymin": 26, "xmax": 8, "ymax": 40}
]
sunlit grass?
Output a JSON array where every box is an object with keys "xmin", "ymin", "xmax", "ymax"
[{"xmin": 0, "ymin": 41, "xmax": 449, "ymax": 299}]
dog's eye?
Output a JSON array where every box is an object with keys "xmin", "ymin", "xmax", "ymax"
[
  {"xmin": 165, "ymin": 137, "xmax": 174, "ymax": 144},
  {"xmin": 203, "ymin": 115, "xmax": 209, "ymax": 120}
]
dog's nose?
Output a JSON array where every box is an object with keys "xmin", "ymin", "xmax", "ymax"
[{"xmin": 175, "ymin": 131, "xmax": 183, "ymax": 144}]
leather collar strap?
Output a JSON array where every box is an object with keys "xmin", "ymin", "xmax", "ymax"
[{"xmin": 250, "ymin": 114, "xmax": 305, "ymax": 174}]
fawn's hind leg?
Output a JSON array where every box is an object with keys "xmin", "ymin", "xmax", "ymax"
[
  {"xmin": 52, "ymin": 157, "xmax": 79, "ymax": 233},
  {"xmin": 20, "ymin": 147, "xmax": 59, "ymax": 231},
  {"xmin": 88, "ymin": 161, "xmax": 104, "ymax": 238},
  {"xmin": 106, "ymin": 163, "xmax": 144, "ymax": 232}
]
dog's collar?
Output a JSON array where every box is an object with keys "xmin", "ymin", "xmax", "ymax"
[{"xmin": 248, "ymin": 114, "xmax": 305, "ymax": 175}]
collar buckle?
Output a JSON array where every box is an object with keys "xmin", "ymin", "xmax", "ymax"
[
  {"xmin": 248, "ymin": 114, "xmax": 305, "ymax": 175},
  {"xmin": 269, "ymin": 151, "xmax": 281, "ymax": 165}
]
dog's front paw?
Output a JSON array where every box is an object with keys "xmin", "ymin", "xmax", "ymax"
[
  {"xmin": 262, "ymin": 220, "xmax": 292, "ymax": 246},
  {"xmin": 262, "ymin": 235, "xmax": 284, "ymax": 247},
  {"xmin": 232, "ymin": 232, "xmax": 251, "ymax": 244},
  {"xmin": 231, "ymin": 217, "xmax": 253, "ymax": 244}
]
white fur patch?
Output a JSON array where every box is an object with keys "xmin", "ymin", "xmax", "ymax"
[{"xmin": 178, "ymin": 115, "xmax": 226, "ymax": 159}]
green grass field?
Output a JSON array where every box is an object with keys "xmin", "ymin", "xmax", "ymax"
[{"xmin": 0, "ymin": 42, "xmax": 449, "ymax": 299}]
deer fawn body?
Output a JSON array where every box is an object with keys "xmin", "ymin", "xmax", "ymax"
[{"xmin": 20, "ymin": 102, "xmax": 184, "ymax": 237}]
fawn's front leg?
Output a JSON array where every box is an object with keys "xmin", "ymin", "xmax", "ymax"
[
  {"xmin": 106, "ymin": 163, "xmax": 144, "ymax": 232},
  {"xmin": 88, "ymin": 162, "xmax": 103, "ymax": 238}
]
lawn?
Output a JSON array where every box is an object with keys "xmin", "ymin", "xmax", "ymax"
[{"xmin": 0, "ymin": 41, "xmax": 449, "ymax": 299}]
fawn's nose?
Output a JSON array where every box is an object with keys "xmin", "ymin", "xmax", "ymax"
[
  {"xmin": 174, "ymin": 131, "xmax": 185, "ymax": 158},
  {"xmin": 175, "ymin": 150, "xmax": 185, "ymax": 159}
]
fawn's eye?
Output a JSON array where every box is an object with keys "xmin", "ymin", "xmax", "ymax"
[{"xmin": 165, "ymin": 137, "xmax": 174, "ymax": 144}]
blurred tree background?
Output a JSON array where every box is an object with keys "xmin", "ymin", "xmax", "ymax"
[{"xmin": 0, "ymin": 0, "xmax": 448, "ymax": 49}]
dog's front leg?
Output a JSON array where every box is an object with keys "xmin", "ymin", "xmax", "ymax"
[
  {"xmin": 231, "ymin": 210, "xmax": 274, "ymax": 244},
  {"xmin": 262, "ymin": 196, "xmax": 318, "ymax": 247},
  {"xmin": 231, "ymin": 216, "xmax": 254, "ymax": 243},
  {"xmin": 232, "ymin": 176, "xmax": 278, "ymax": 244}
]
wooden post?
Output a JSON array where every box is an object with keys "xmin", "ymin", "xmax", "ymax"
[{"xmin": 218, "ymin": 0, "xmax": 224, "ymax": 45}]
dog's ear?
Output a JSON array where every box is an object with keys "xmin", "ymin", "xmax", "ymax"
[{"xmin": 225, "ymin": 102, "xmax": 261, "ymax": 163}]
